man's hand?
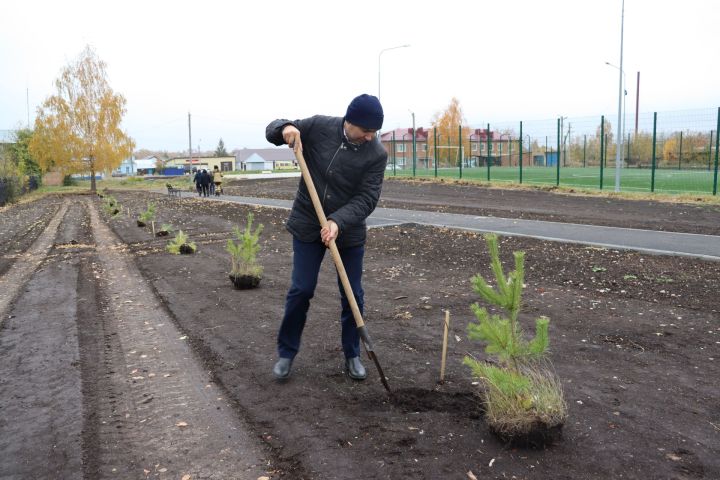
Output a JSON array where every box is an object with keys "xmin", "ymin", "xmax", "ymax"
[
  {"xmin": 320, "ymin": 220, "xmax": 339, "ymax": 246},
  {"xmin": 282, "ymin": 125, "xmax": 302, "ymax": 152}
]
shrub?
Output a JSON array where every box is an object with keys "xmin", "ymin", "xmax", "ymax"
[
  {"xmin": 0, "ymin": 151, "xmax": 22, "ymax": 206},
  {"xmin": 166, "ymin": 230, "xmax": 196, "ymax": 254},
  {"xmin": 226, "ymin": 212, "xmax": 264, "ymax": 278},
  {"xmin": 463, "ymin": 233, "xmax": 566, "ymax": 441}
]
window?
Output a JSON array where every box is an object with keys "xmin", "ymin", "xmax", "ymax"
[
  {"xmin": 471, "ymin": 143, "xmax": 478, "ymax": 152},
  {"xmin": 480, "ymin": 143, "xmax": 485, "ymax": 152},
  {"xmin": 396, "ymin": 144, "xmax": 406, "ymax": 153},
  {"xmin": 418, "ymin": 143, "xmax": 426, "ymax": 151}
]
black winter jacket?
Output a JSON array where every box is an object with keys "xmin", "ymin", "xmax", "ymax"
[{"xmin": 266, "ymin": 115, "xmax": 388, "ymax": 248}]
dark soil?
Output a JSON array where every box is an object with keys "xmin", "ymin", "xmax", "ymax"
[
  {"xmin": 0, "ymin": 195, "xmax": 63, "ymax": 276},
  {"xmin": 1, "ymin": 180, "xmax": 719, "ymax": 479},
  {"xmin": 229, "ymin": 273, "xmax": 262, "ymax": 289}
]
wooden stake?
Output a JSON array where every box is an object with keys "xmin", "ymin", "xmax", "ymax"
[
  {"xmin": 151, "ymin": 220, "xmax": 155, "ymax": 236},
  {"xmin": 440, "ymin": 310, "xmax": 450, "ymax": 382}
]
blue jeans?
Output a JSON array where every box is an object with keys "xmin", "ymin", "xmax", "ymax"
[{"xmin": 277, "ymin": 237, "xmax": 365, "ymax": 360}]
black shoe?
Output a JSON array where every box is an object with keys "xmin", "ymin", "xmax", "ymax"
[
  {"xmin": 345, "ymin": 356, "xmax": 366, "ymax": 380},
  {"xmin": 273, "ymin": 358, "xmax": 293, "ymax": 379}
]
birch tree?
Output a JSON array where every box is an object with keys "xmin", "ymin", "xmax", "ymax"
[
  {"xmin": 429, "ymin": 97, "xmax": 471, "ymax": 167},
  {"xmin": 30, "ymin": 45, "xmax": 134, "ymax": 191}
]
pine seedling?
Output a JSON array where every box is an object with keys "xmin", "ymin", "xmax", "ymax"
[
  {"xmin": 464, "ymin": 233, "xmax": 549, "ymax": 371},
  {"xmin": 464, "ymin": 233, "xmax": 566, "ymax": 441},
  {"xmin": 226, "ymin": 212, "xmax": 264, "ymax": 277},
  {"xmin": 102, "ymin": 195, "xmax": 120, "ymax": 217},
  {"xmin": 138, "ymin": 201, "xmax": 156, "ymax": 224},
  {"xmin": 166, "ymin": 230, "xmax": 196, "ymax": 254}
]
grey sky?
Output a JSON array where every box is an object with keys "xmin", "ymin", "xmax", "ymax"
[{"xmin": 1, "ymin": 0, "xmax": 718, "ymax": 151}]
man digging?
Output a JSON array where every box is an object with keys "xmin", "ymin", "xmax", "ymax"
[{"xmin": 266, "ymin": 94, "xmax": 387, "ymax": 381}]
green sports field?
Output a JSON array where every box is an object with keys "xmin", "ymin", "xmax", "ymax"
[{"xmin": 388, "ymin": 166, "xmax": 719, "ymax": 195}]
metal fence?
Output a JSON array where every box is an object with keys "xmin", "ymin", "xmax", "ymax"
[{"xmin": 385, "ymin": 107, "xmax": 720, "ymax": 196}]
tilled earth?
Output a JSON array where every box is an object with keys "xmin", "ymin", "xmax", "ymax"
[{"xmin": 0, "ymin": 179, "xmax": 719, "ymax": 480}]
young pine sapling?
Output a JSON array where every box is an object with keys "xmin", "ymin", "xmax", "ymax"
[
  {"xmin": 137, "ymin": 201, "xmax": 156, "ymax": 227},
  {"xmin": 463, "ymin": 233, "xmax": 566, "ymax": 445},
  {"xmin": 166, "ymin": 230, "xmax": 196, "ymax": 254},
  {"xmin": 226, "ymin": 212, "xmax": 264, "ymax": 288}
]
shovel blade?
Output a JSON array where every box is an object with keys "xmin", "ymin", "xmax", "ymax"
[{"xmin": 367, "ymin": 350, "xmax": 392, "ymax": 394}]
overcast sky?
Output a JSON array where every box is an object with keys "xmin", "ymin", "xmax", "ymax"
[{"xmin": 1, "ymin": 0, "xmax": 718, "ymax": 152}]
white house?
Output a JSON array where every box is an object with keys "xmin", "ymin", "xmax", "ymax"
[
  {"xmin": 115, "ymin": 156, "xmax": 158, "ymax": 176},
  {"xmin": 243, "ymin": 153, "xmax": 274, "ymax": 171},
  {"xmin": 234, "ymin": 148, "xmax": 296, "ymax": 171}
]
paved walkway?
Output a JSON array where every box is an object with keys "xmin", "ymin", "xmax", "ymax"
[{"xmin": 170, "ymin": 191, "xmax": 720, "ymax": 261}]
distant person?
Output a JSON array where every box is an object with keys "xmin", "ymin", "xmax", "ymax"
[
  {"xmin": 265, "ymin": 94, "xmax": 387, "ymax": 382},
  {"xmin": 213, "ymin": 165, "xmax": 223, "ymax": 195},
  {"xmin": 193, "ymin": 170, "xmax": 203, "ymax": 196},
  {"xmin": 200, "ymin": 169, "xmax": 211, "ymax": 197}
]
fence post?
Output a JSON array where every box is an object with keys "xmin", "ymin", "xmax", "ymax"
[
  {"xmin": 487, "ymin": 123, "xmax": 491, "ymax": 182},
  {"xmin": 651, "ymin": 112, "xmax": 657, "ymax": 192},
  {"xmin": 583, "ymin": 134, "xmax": 587, "ymax": 168},
  {"xmin": 392, "ymin": 131, "xmax": 396, "ymax": 176},
  {"xmin": 434, "ymin": 129, "xmax": 438, "ymax": 178},
  {"xmin": 519, "ymin": 121, "xmax": 523, "ymax": 184},
  {"xmin": 509, "ymin": 135, "xmax": 513, "ymax": 166},
  {"xmin": 600, "ymin": 116, "xmax": 605, "ymax": 190},
  {"xmin": 708, "ymin": 130, "xmax": 713, "ymax": 171},
  {"xmin": 412, "ymin": 125, "xmax": 417, "ymax": 177},
  {"xmin": 556, "ymin": 118, "xmax": 561, "ymax": 186},
  {"xmin": 458, "ymin": 124, "xmax": 463, "ymax": 179},
  {"xmin": 626, "ymin": 132, "xmax": 630, "ymax": 167},
  {"xmin": 713, "ymin": 107, "xmax": 719, "ymax": 195},
  {"xmin": 678, "ymin": 131, "xmax": 683, "ymax": 170}
]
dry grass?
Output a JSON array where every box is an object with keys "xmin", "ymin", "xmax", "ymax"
[{"xmin": 480, "ymin": 361, "xmax": 567, "ymax": 437}]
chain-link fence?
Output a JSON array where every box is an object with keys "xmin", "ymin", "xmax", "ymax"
[{"xmin": 383, "ymin": 107, "xmax": 720, "ymax": 196}]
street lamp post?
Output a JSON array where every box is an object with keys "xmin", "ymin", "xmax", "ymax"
[
  {"xmin": 410, "ymin": 111, "xmax": 416, "ymax": 176},
  {"xmin": 612, "ymin": 0, "xmax": 625, "ymax": 192},
  {"xmin": 606, "ymin": 61, "xmax": 627, "ymax": 173},
  {"xmin": 378, "ymin": 44, "xmax": 410, "ymax": 102}
]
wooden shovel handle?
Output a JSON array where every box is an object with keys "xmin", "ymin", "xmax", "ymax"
[{"xmin": 293, "ymin": 149, "xmax": 365, "ymax": 329}]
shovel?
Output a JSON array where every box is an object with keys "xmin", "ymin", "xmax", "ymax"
[{"xmin": 293, "ymin": 148, "xmax": 392, "ymax": 394}]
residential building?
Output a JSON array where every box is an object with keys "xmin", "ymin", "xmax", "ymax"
[
  {"xmin": 379, "ymin": 128, "xmax": 429, "ymax": 169},
  {"xmin": 381, "ymin": 127, "xmax": 531, "ymax": 168},
  {"xmin": 165, "ymin": 156, "xmax": 236, "ymax": 173},
  {"xmin": 234, "ymin": 148, "xmax": 296, "ymax": 171}
]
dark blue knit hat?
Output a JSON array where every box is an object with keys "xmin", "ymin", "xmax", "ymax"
[{"xmin": 345, "ymin": 94, "xmax": 384, "ymax": 130}]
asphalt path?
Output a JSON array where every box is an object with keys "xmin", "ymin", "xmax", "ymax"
[{"xmin": 170, "ymin": 191, "xmax": 720, "ymax": 261}]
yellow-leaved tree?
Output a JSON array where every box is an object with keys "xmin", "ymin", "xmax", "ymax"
[
  {"xmin": 30, "ymin": 45, "xmax": 134, "ymax": 191},
  {"xmin": 429, "ymin": 97, "xmax": 471, "ymax": 167}
]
